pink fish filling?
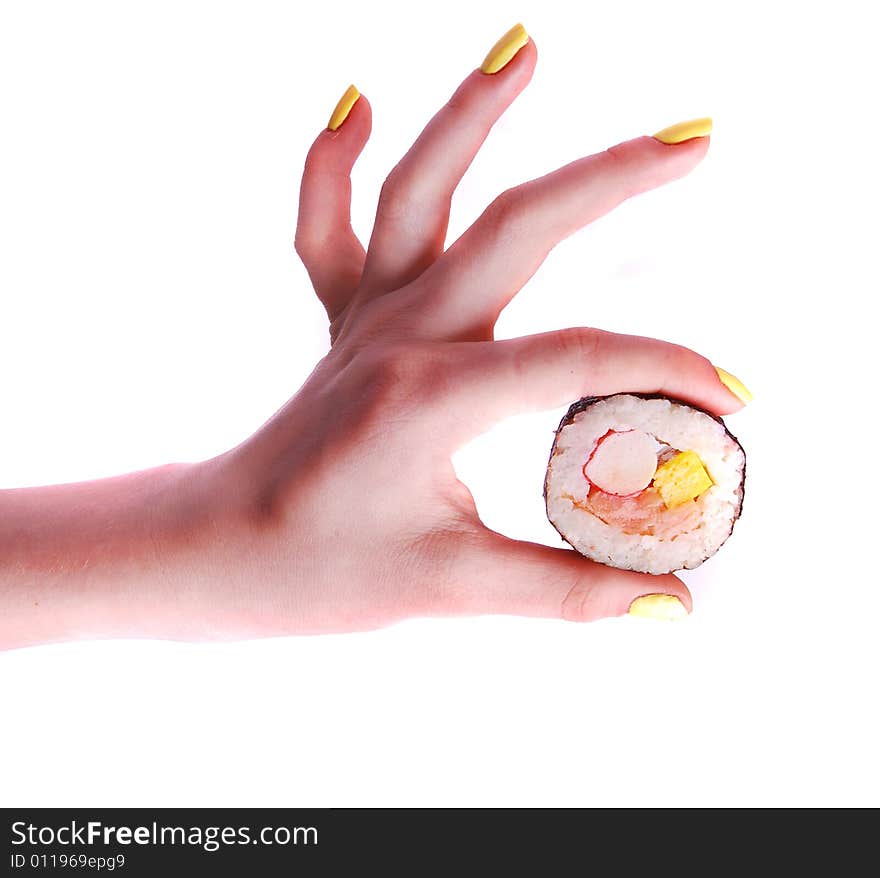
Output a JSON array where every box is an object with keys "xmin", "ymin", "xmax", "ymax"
[{"xmin": 584, "ymin": 486, "xmax": 701, "ymax": 538}]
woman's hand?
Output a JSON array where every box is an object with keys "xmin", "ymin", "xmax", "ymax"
[
  {"xmin": 217, "ymin": 25, "xmax": 745, "ymax": 634},
  {"xmin": 0, "ymin": 24, "xmax": 749, "ymax": 649}
]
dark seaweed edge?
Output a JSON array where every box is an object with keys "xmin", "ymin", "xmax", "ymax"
[{"xmin": 543, "ymin": 393, "xmax": 747, "ymax": 573}]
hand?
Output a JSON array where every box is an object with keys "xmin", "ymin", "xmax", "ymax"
[
  {"xmin": 217, "ymin": 27, "xmax": 744, "ymax": 635},
  {"xmin": 0, "ymin": 25, "xmax": 746, "ymax": 648}
]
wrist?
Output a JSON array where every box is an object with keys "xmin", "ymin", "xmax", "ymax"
[
  {"xmin": 174, "ymin": 448, "xmax": 310, "ymax": 640},
  {"xmin": 0, "ymin": 456, "xmax": 259, "ymax": 648},
  {"xmin": 142, "ymin": 453, "xmax": 274, "ymax": 641}
]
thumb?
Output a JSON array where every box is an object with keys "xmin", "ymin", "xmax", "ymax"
[{"xmin": 444, "ymin": 533, "xmax": 692, "ymax": 622}]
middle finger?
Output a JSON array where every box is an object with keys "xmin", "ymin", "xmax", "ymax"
[{"xmin": 357, "ymin": 24, "xmax": 535, "ymax": 297}]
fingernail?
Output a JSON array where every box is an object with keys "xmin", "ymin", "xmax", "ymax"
[
  {"xmin": 653, "ymin": 117, "xmax": 713, "ymax": 144},
  {"xmin": 327, "ymin": 84, "xmax": 360, "ymax": 131},
  {"xmin": 715, "ymin": 366, "xmax": 754, "ymax": 405},
  {"xmin": 480, "ymin": 23, "xmax": 529, "ymax": 74},
  {"xmin": 628, "ymin": 594, "xmax": 689, "ymax": 621}
]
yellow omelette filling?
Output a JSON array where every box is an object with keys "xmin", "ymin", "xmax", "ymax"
[{"xmin": 652, "ymin": 451, "xmax": 714, "ymax": 509}]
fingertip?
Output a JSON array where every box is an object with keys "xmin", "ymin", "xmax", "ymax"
[
  {"xmin": 616, "ymin": 570, "xmax": 692, "ymax": 615},
  {"xmin": 455, "ymin": 534, "xmax": 698, "ymax": 625},
  {"xmin": 636, "ymin": 132, "xmax": 711, "ymax": 168},
  {"xmin": 556, "ymin": 562, "xmax": 689, "ymax": 623},
  {"xmin": 465, "ymin": 35, "xmax": 537, "ymax": 101},
  {"xmin": 647, "ymin": 344, "xmax": 746, "ymax": 420},
  {"xmin": 327, "ymin": 83, "xmax": 360, "ymax": 131},
  {"xmin": 652, "ymin": 117, "xmax": 712, "ymax": 144},
  {"xmin": 304, "ymin": 92, "xmax": 371, "ymax": 177},
  {"xmin": 627, "ymin": 593, "xmax": 690, "ymax": 621},
  {"xmin": 513, "ymin": 34, "xmax": 539, "ymax": 73},
  {"xmin": 296, "ymin": 88, "xmax": 370, "ymax": 314},
  {"xmin": 502, "ymin": 35, "xmax": 538, "ymax": 89},
  {"xmin": 351, "ymin": 91, "xmax": 372, "ymax": 126},
  {"xmin": 591, "ymin": 134, "xmax": 710, "ymax": 202},
  {"xmin": 479, "ymin": 22, "xmax": 534, "ymax": 76},
  {"xmin": 714, "ymin": 366, "xmax": 753, "ymax": 410},
  {"xmin": 346, "ymin": 92, "xmax": 373, "ymax": 143},
  {"xmin": 324, "ymin": 88, "xmax": 372, "ymax": 139},
  {"xmin": 626, "ymin": 575, "xmax": 692, "ymax": 620},
  {"xmin": 696, "ymin": 358, "xmax": 749, "ymax": 418},
  {"xmin": 659, "ymin": 573, "xmax": 693, "ymax": 612},
  {"xmin": 715, "ymin": 394, "xmax": 746, "ymax": 416}
]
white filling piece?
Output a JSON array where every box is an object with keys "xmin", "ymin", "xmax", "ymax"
[{"xmin": 583, "ymin": 429, "xmax": 659, "ymax": 495}]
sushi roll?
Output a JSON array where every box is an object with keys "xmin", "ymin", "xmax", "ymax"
[{"xmin": 544, "ymin": 394, "xmax": 745, "ymax": 574}]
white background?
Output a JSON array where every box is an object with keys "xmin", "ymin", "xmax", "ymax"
[{"xmin": 1, "ymin": 0, "xmax": 877, "ymax": 805}]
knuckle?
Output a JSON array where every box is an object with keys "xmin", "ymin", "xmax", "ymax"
[
  {"xmin": 377, "ymin": 166, "xmax": 426, "ymax": 224},
  {"xmin": 560, "ymin": 578, "xmax": 599, "ymax": 623},
  {"xmin": 320, "ymin": 341, "xmax": 438, "ymax": 454},
  {"xmin": 666, "ymin": 341, "xmax": 709, "ymax": 374},
  {"xmin": 301, "ymin": 148, "xmax": 327, "ymax": 180},
  {"xmin": 600, "ymin": 144, "xmax": 638, "ymax": 199},
  {"xmin": 551, "ymin": 326, "xmax": 605, "ymax": 361},
  {"xmin": 351, "ymin": 340, "xmax": 450, "ymax": 413},
  {"xmin": 602, "ymin": 142, "xmax": 630, "ymax": 166},
  {"xmin": 373, "ymin": 343, "xmax": 422, "ymax": 385},
  {"xmin": 443, "ymin": 88, "xmax": 489, "ymax": 128},
  {"xmin": 412, "ymin": 525, "xmax": 483, "ymax": 615},
  {"xmin": 434, "ymin": 526, "xmax": 509, "ymax": 616},
  {"xmin": 294, "ymin": 226, "xmax": 338, "ymax": 263},
  {"xmin": 343, "ymin": 292, "xmax": 410, "ymax": 344},
  {"xmin": 293, "ymin": 232, "xmax": 317, "ymax": 260},
  {"xmin": 444, "ymin": 77, "xmax": 478, "ymax": 115},
  {"xmin": 485, "ymin": 186, "xmax": 531, "ymax": 236},
  {"xmin": 378, "ymin": 167, "xmax": 405, "ymax": 202},
  {"xmin": 443, "ymin": 90, "xmax": 473, "ymax": 118},
  {"xmin": 300, "ymin": 146, "xmax": 339, "ymax": 191}
]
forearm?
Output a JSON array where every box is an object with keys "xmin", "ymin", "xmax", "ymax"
[{"xmin": 0, "ymin": 457, "xmax": 249, "ymax": 649}]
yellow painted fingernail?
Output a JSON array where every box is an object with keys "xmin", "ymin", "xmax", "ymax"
[
  {"xmin": 628, "ymin": 594, "xmax": 688, "ymax": 621},
  {"xmin": 480, "ymin": 23, "xmax": 529, "ymax": 74},
  {"xmin": 327, "ymin": 84, "xmax": 360, "ymax": 131},
  {"xmin": 653, "ymin": 117, "xmax": 713, "ymax": 144},
  {"xmin": 715, "ymin": 366, "xmax": 754, "ymax": 405}
]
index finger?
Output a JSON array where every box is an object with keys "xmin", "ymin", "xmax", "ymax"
[
  {"xmin": 357, "ymin": 24, "xmax": 537, "ymax": 296},
  {"xmin": 409, "ymin": 129, "xmax": 711, "ymax": 338}
]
